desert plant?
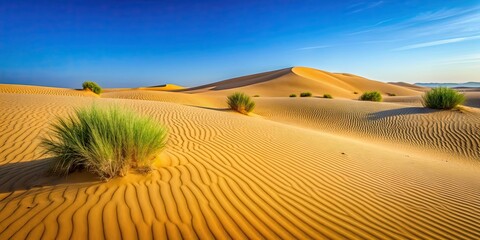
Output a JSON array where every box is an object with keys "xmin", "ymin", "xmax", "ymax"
[
  {"xmin": 227, "ymin": 92, "xmax": 255, "ymax": 114},
  {"xmin": 41, "ymin": 105, "xmax": 168, "ymax": 180},
  {"xmin": 300, "ymin": 92, "xmax": 312, "ymax": 97},
  {"xmin": 289, "ymin": 94, "xmax": 297, "ymax": 97},
  {"xmin": 387, "ymin": 93, "xmax": 396, "ymax": 96},
  {"xmin": 422, "ymin": 87, "xmax": 465, "ymax": 110},
  {"xmin": 353, "ymin": 91, "xmax": 358, "ymax": 94},
  {"xmin": 323, "ymin": 94, "xmax": 333, "ymax": 99},
  {"xmin": 253, "ymin": 95, "xmax": 260, "ymax": 97},
  {"xmin": 359, "ymin": 91, "xmax": 382, "ymax": 102},
  {"xmin": 82, "ymin": 81, "xmax": 102, "ymax": 94}
]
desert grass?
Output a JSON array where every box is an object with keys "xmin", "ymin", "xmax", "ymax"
[
  {"xmin": 227, "ymin": 92, "xmax": 255, "ymax": 114},
  {"xmin": 323, "ymin": 94, "xmax": 333, "ymax": 99},
  {"xmin": 82, "ymin": 81, "xmax": 102, "ymax": 94},
  {"xmin": 422, "ymin": 87, "xmax": 465, "ymax": 110},
  {"xmin": 300, "ymin": 92, "xmax": 312, "ymax": 97},
  {"xmin": 41, "ymin": 105, "xmax": 168, "ymax": 180},
  {"xmin": 360, "ymin": 91, "xmax": 382, "ymax": 102}
]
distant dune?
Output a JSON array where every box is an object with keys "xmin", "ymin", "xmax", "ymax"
[
  {"xmin": 1, "ymin": 67, "xmax": 480, "ymax": 239},
  {"xmin": 182, "ymin": 67, "xmax": 421, "ymax": 98}
]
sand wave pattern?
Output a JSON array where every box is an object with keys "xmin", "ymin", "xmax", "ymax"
[{"xmin": 1, "ymin": 93, "xmax": 480, "ymax": 239}]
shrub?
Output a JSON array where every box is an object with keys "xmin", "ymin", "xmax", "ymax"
[
  {"xmin": 41, "ymin": 105, "xmax": 168, "ymax": 180},
  {"xmin": 82, "ymin": 81, "xmax": 102, "ymax": 94},
  {"xmin": 354, "ymin": 91, "xmax": 358, "ymax": 94},
  {"xmin": 323, "ymin": 94, "xmax": 333, "ymax": 99},
  {"xmin": 359, "ymin": 91, "xmax": 382, "ymax": 102},
  {"xmin": 253, "ymin": 95, "xmax": 260, "ymax": 97},
  {"xmin": 387, "ymin": 93, "xmax": 396, "ymax": 96},
  {"xmin": 422, "ymin": 87, "xmax": 465, "ymax": 110},
  {"xmin": 300, "ymin": 92, "xmax": 312, "ymax": 97},
  {"xmin": 289, "ymin": 94, "xmax": 297, "ymax": 97},
  {"xmin": 227, "ymin": 92, "xmax": 255, "ymax": 114}
]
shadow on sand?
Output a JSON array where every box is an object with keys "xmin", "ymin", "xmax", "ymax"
[
  {"xmin": 368, "ymin": 107, "xmax": 437, "ymax": 121},
  {"xmin": 0, "ymin": 158, "xmax": 99, "ymax": 194}
]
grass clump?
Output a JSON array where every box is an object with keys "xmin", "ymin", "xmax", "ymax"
[
  {"xmin": 289, "ymin": 94, "xmax": 297, "ymax": 97},
  {"xmin": 227, "ymin": 92, "xmax": 255, "ymax": 114},
  {"xmin": 359, "ymin": 91, "xmax": 382, "ymax": 102},
  {"xmin": 422, "ymin": 87, "xmax": 465, "ymax": 110},
  {"xmin": 41, "ymin": 105, "xmax": 168, "ymax": 180},
  {"xmin": 82, "ymin": 81, "xmax": 102, "ymax": 94},
  {"xmin": 253, "ymin": 95, "xmax": 260, "ymax": 97},
  {"xmin": 323, "ymin": 94, "xmax": 333, "ymax": 99},
  {"xmin": 387, "ymin": 93, "xmax": 396, "ymax": 96},
  {"xmin": 300, "ymin": 92, "xmax": 312, "ymax": 97},
  {"xmin": 353, "ymin": 91, "xmax": 358, "ymax": 94}
]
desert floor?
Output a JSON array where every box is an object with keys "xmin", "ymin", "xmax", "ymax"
[{"xmin": 1, "ymin": 67, "xmax": 480, "ymax": 239}]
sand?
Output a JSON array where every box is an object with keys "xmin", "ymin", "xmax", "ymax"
[{"xmin": 1, "ymin": 68, "xmax": 480, "ymax": 239}]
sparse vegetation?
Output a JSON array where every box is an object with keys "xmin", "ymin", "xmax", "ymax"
[
  {"xmin": 387, "ymin": 93, "xmax": 396, "ymax": 96},
  {"xmin": 323, "ymin": 94, "xmax": 333, "ymax": 99},
  {"xmin": 82, "ymin": 81, "xmax": 102, "ymax": 94},
  {"xmin": 353, "ymin": 91, "xmax": 358, "ymax": 94},
  {"xmin": 41, "ymin": 105, "xmax": 168, "ymax": 180},
  {"xmin": 300, "ymin": 92, "xmax": 312, "ymax": 97},
  {"xmin": 253, "ymin": 95, "xmax": 260, "ymax": 97},
  {"xmin": 422, "ymin": 87, "xmax": 465, "ymax": 110},
  {"xmin": 227, "ymin": 92, "xmax": 256, "ymax": 114},
  {"xmin": 359, "ymin": 91, "xmax": 382, "ymax": 102},
  {"xmin": 289, "ymin": 94, "xmax": 297, "ymax": 97}
]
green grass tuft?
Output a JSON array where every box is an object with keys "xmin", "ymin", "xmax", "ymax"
[
  {"xmin": 82, "ymin": 81, "xmax": 102, "ymax": 94},
  {"xmin": 289, "ymin": 94, "xmax": 297, "ymax": 97},
  {"xmin": 253, "ymin": 95, "xmax": 260, "ymax": 97},
  {"xmin": 387, "ymin": 93, "xmax": 396, "ymax": 96},
  {"xmin": 422, "ymin": 87, "xmax": 465, "ymax": 110},
  {"xmin": 359, "ymin": 91, "xmax": 382, "ymax": 102},
  {"xmin": 300, "ymin": 92, "xmax": 312, "ymax": 97},
  {"xmin": 41, "ymin": 105, "xmax": 168, "ymax": 180},
  {"xmin": 227, "ymin": 92, "xmax": 256, "ymax": 114},
  {"xmin": 323, "ymin": 94, "xmax": 333, "ymax": 99}
]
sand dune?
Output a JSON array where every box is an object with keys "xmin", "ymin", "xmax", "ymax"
[
  {"xmin": 0, "ymin": 84, "xmax": 98, "ymax": 97},
  {"xmin": 1, "ymin": 68, "xmax": 480, "ymax": 239},
  {"xmin": 183, "ymin": 67, "xmax": 421, "ymax": 98}
]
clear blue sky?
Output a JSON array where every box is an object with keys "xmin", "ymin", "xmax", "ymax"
[{"xmin": 1, "ymin": 0, "xmax": 479, "ymax": 88}]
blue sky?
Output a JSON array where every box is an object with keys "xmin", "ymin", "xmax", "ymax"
[{"xmin": 1, "ymin": 0, "xmax": 479, "ymax": 88}]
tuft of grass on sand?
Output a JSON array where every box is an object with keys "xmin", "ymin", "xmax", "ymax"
[
  {"xmin": 41, "ymin": 105, "xmax": 168, "ymax": 180},
  {"xmin": 323, "ymin": 94, "xmax": 333, "ymax": 99},
  {"xmin": 82, "ymin": 81, "xmax": 102, "ymax": 94},
  {"xmin": 360, "ymin": 91, "xmax": 382, "ymax": 102},
  {"xmin": 227, "ymin": 92, "xmax": 255, "ymax": 114},
  {"xmin": 422, "ymin": 87, "xmax": 465, "ymax": 110},
  {"xmin": 253, "ymin": 95, "xmax": 260, "ymax": 97},
  {"xmin": 300, "ymin": 92, "xmax": 312, "ymax": 97},
  {"xmin": 289, "ymin": 94, "xmax": 297, "ymax": 97}
]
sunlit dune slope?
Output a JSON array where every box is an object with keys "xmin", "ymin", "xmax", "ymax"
[
  {"xmin": 182, "ymin": 67, "xmax": 421, "ymax": 98},
  {"xmin": 0, "ymin": 84, "xmax": 98, "ymax": 97},
  {"xmin": 140, "ymin": 84, "xmax": 186, "ymax": 91},
  {"xmin": 1, "ymin": 93, "xmax": 480, "ymax": 239},
  {"xmin": 254, "ymin": 97, "xmax": 480, "ymax": 161}
]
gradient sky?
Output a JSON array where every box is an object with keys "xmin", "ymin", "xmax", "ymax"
[{"xmin": 1, "ymin": 0, "xmax": 479, "ymax": 88}]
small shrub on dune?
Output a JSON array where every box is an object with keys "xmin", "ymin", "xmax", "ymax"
[
  {"xmin": 353, "ymin": 91, "xmax": 358, "ymax": 94},
  {"xmin": 227, "ymin": 92, "xmax": 255, "ymax": 114},
  {"xmin": 360, "ymin": 91, "xmax": 382, "ymax": 102},
  {"xmin": 422, "ymin": 87, "xmax": 465, "ymax": 110},
  {"xmin": 41, "ymin": 105, "xmax": 168, "ymax": 180},
  {"xmin": 253, "ymin": 95, "xmax": 260, "ymax": 97},
  {"xmin": 82, "ymin": 81, "xmax": 102, "ymax": 94},
  {"xmin": 300, "ymin": 92, "xmax": 312, "ymax": 97},
  {"xmin": 323, "ymin": 94, "xmax": 333, "ymax": 99},
  {"xmin": 387, "ymin": 93, "xmax": 396, "ymax": 96},
  {"xmin": 289, "ymin": 94, "xmax": 297, "ymax": 97}
]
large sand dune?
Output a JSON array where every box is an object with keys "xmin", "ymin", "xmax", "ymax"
[
  {"xmin": 1, "ymin": 67, "xmax": 480, "ymax": 239},
  {"xmin": 182, "ymin": 67, "xmax": 421, "ymax": 98}
]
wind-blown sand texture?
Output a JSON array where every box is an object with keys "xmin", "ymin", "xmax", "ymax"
[{"xmin": 1, "ymin": 67, "xmax": 480, "ymax": 239}]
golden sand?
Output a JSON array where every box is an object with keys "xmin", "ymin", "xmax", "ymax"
[{"xmin": 1, "ymin": 68, "xmax": 479, "ymax": 239}]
